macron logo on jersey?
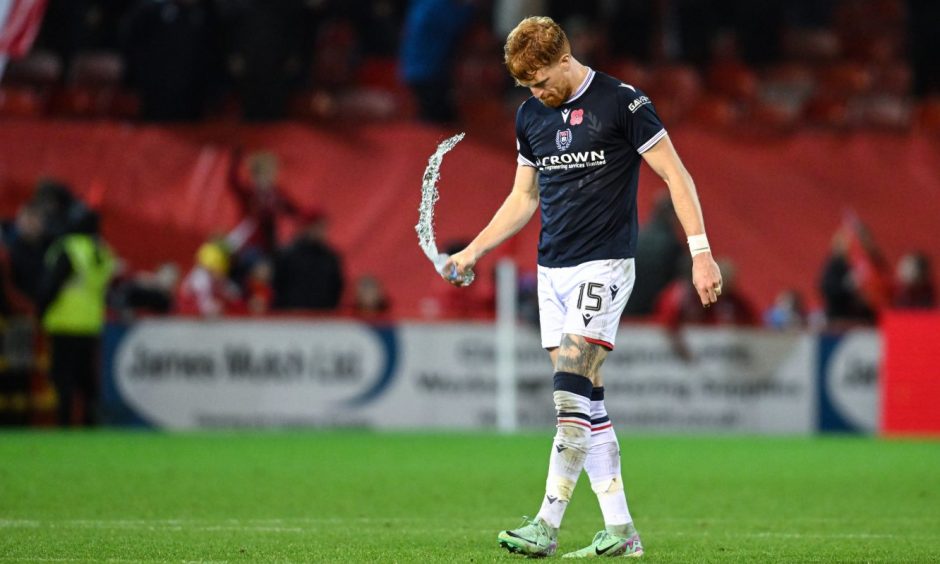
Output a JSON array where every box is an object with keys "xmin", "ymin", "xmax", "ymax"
[{"xmin": 560, "ymin": 108, "xmax": 585, "ymax": 125}]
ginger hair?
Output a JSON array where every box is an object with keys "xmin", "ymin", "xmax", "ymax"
[{"xmin": 503, "ymin": 16, "xmax": 570, "ymax": 84}]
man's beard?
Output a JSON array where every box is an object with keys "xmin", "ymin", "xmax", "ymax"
[{"xmin": 538, "ymin": 86, "xmax": 572, "ymax": 108}]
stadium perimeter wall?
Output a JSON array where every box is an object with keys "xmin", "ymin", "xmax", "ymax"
[
  {"xmin": 102, "ymin": 319, "xmax": 880, "ymax": 434},
  {"xmin": 1, "ymin": 121, "xmax": 939, "ymax": 316}
]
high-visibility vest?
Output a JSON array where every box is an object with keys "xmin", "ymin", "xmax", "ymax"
[{"xmin": 42, "ymin": 235, "xmax": 114, "ymax": 335}]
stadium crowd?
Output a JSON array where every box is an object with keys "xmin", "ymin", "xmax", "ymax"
[
  {"xmin": 0, "ymin": 0, "xmax": 937, "ymax": 129},
  {"xmin": 1, "ymin": 171, "xmax": 936, "ymax": 426}
]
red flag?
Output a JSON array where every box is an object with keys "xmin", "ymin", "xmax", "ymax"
[
  {"xmin": 842, "ymin": 214, "xmax": 891, "ymax": 311},
  {"xmin": 0, "ymin": 0, "xmax": 48, "ymax": 59}
]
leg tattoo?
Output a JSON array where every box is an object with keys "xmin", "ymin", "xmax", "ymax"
[{"xmin": 555, "ymin": 334, "xmax": 608, "ymax": 381}]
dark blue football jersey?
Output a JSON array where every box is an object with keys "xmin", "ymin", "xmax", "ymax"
[{"xmin": 516, "ymin": 69, "xmax": 666, "ymax": 267}]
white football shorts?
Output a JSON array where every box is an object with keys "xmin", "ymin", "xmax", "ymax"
[{"xmin": 538, "ymin": 258, "xmax": 635, "ymax": 350}]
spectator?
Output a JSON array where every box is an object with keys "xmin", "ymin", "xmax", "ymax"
[
  {"xmin": 655, "ymin": 258, "xmax": 759, "ymax": 328},
  {"xmin": 909, "ymin": 0, "xmax": 940, "ymax": 97},
  {"xmin": 244, "ymin": 257, "xmax": 274, "ymax": 315},
  {"xmin": 0, "ymin": 233, "xmax": 32, "ymax": 427},
  {"xmin": 655, "ymin": 258, "xmax": 757, "ymax": 361},
  {"xmin": 764, "ymin": 288, "xmax": 808, "ymax": 330},
  {"xmin": 344, "ymin": 0, "xmax": 405, "ymax": 57},
  {"xmin": 352, "ymin": 274, "xmax": 391, "ymax": 317},
  {"xmin": 219, "ymin": 0, "xmax": 309, "ymax": 121},
  {"xmin": 227, "ymin": 148, "xmax": 301, "ymax": 257},
  {"xmin": 110, "ymin": 262, "xmax": 180, "ymax": 319},
  {"xmin": 176, "ymin": 241, "xmax": 242, "ymax": 317},
  {"xmin": 623, "ymin": 192, "xmax": 687, "ymax": 317},
  {"xmin": 272, "ymin": 208, "xmax": 344, "ymax": 311},
  {"xmin": 7, "ymin": 202, "xmax": 48, "ymax": 306},
  {"xmin": 892, "ymin": 251, "xmax": 935, "ymax": 309},
  {"xmin": 37, "ymin": 207, "xmax": 115, "ymax": 427},
  {"xmin": 0, "ymin": 235, "xmax": 32, "ymax": 317},
  {"xmin": 819, "ymin": 217, "xmax": 888, "ymax": 326},
  {"xmin": 516, "ymin": 270, "xmax": 540, "ymax": 327},
  {"xmin": 32, "ymin": 178, "xmax": 86, "ymax": 241},
  {"xmin": 399, "ymin": 0, "xmax": 476, "ymax": 124},
  {"xmin": 121, "ymin": 0, "xmax": 223, "ymax": 121},
  {"xmin": 34, "ymin": 0, "xmax": 125, "ymax": 65}
]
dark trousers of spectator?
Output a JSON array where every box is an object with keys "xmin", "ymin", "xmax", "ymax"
[
  {"xmin": 49, "ymin": 335, "xmax": 100, "ymax": 427},
  {"xmin": 410, "ymin": 78, "xmax": 458, "ymax": 124}
]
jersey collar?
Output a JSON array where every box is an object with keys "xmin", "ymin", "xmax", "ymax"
[{"xmin": 563, "ymin": 67, "xmax": 595, "ymax": 105}]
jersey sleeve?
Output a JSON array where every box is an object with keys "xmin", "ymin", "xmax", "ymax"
[
  {"xmin": 515, "ymin": 102, "xmax": 537, "ymax": 167},
  {"xmin": 619, "ymin": 85, "xmax": 667, "ymax": 154}
]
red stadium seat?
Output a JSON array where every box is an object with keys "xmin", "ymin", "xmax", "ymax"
[
  {"xmin": 781, "ymin": 28, "xmax": 841, "ymax": 62},
  {"xmin": 645, "ymin": 65, "xmax": 702, "ymax": 122},
  {"xmin": 817, "ymin": 63, "xmax": 873, "ymax": 98},
  {"xmin": 356, "ymin": 57, "xmax": 400, "ymax": 92},
  {"xmin": 854, "ymin": 94, "xmax": 912, "ymax": 130},
  {"xmin": 108, "ymin": 89, "xmax": 140, "ymax": 120},
  {"xmin": 707, "ymin": 61, "xmax": 759, "ymax": 103},
  {"xmin": 758, "ymin": 63, "xmax": 815, "ymax": 127},
  {"xmin": 606, "ymin": 59, "xmax": 650, "ymax": 89},
  {"xmin": 0, "ymin": 86, "xmax": 45, "ymax": 117},
  {"xmin": 69, "ymin": 51, "xmax": 124, "ymax": 87},
  {"xmin": 47, "ymin": 86, "xmax": 114, "ymax": 119},
  {"xmin": 458, "ymin": 97, "xmax": 510, "ymax": 131},
  {"xmin": 750, "ymin": 100, "xmax": 800, "ymax": 130},
  {"xmin": 876, "ymin": 61, "xmax": 912, "ymax": 97},
  {"xmin": 288, "ymin": 90, "xmax": 336, "ymax": 122},
  {"xmin": 915, "ymin": 97, "xmax": 940, "ymax": 133},
  {"xmin": 803, "ymin": 95, "xmax": 850, "ymax": 128},
  {"xmin": 648, "ymin": 65, "xmax": 701, "ymax": 103},
  {"xmin": 687, "ymin": 97, "xmax": 739, "ymax": 128},
  {"xmin": 1, "ymin": 50, "xmax": 62, "ymax": 88}
]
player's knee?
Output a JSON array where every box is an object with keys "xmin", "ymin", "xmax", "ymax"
[
  {"xmin": 554, "ymin": 423, "xmax": 590, "ymax": 454},
  {"xmin": 591, "ymin": 476, "xmax": 624, "ymax": 495}
]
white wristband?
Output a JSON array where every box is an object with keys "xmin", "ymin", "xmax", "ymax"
[{"xmin": 687, "ymin": 233, "xmax": 710, "ymax": 257}]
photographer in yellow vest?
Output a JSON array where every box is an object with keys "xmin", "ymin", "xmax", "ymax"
[{"xmin": 37, "ymin": 207, "xmax": 114, "ymax": 427}]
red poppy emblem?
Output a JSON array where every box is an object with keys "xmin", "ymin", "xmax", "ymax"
[{"xmin": 571, "ymin": 109, "xmax": 584, "ymax": 125}]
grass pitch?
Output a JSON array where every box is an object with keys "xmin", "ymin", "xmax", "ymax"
[{"xmin": 0, "ymin": 431, "xmax": 938, "ymax": 563}]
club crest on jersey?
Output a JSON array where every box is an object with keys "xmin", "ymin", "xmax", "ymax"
[
  {"xmin": 555, "ymin": 128, "xmax": 573, "ymax": 151},
  {"xmin": 571, "ymin": 109, "xmax": 584, "ymax": 125}
]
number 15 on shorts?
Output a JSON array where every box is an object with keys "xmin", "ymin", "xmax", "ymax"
[{"xmin": 577, "ymin": 282, "xmax": 605, "ymax": 312}]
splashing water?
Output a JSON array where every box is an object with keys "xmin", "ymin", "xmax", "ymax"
[{"xmin": 415, "ymin": 132, "xmax": 474, "ymax": 286}]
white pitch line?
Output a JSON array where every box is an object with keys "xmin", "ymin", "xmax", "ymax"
[
  {"xmin": 663, "ymin": 530, "xmax": 935, "ymax": 540},
  {"xmin": 0, "ymin": 517, "xmax": 495, "ymax": 536},
  {"xmin": 3, "ymin": 518, "xmax": 935, "ymax": 541},
  {"xmin": 0, "ymin": 559, "xmax": 174, "ymax": 563}
]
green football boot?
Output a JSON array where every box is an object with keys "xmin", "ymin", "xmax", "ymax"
[
  {"xmin": 497, "ymin": 516, "xmax": 558, "ymax": 557},
  {"xmin": 562, "ymin": 530, "xmax": 644, "ymax": 558}
]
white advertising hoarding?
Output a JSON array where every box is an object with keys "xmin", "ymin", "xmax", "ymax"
[{"xmin": 108, "ymin": 320, "xmax": 821, "ymax": 433}]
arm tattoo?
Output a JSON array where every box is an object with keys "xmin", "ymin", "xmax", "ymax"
[{"xmin": 555, "ymin": 334, "xmax": 608, "ymax": 378}]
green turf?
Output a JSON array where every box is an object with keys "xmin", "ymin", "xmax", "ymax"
[{"xmin": 0, "ymin": 431, "xmax": 938, "ymax": 563}]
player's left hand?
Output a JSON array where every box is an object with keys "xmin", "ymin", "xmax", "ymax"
[
  {"xmin": 441, "ymin": 247, "xmax": 478, "ymax": 287},
  {"xmin": 692, "ymin": 253, "xmax": 722, "ymax": 307}
]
